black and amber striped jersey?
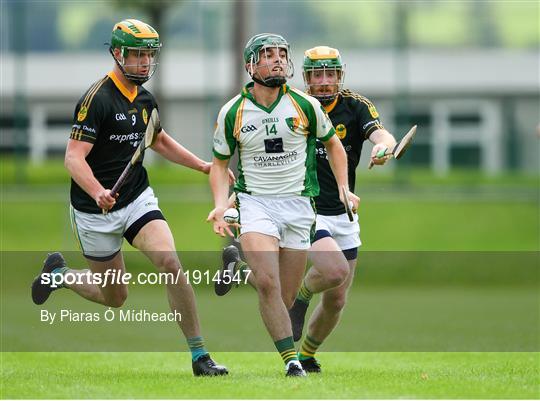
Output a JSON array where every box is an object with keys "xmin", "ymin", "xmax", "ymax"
[
  {"xmin": 315, "ymin": 89, "xmax": 384, "ymax": 215},
  {"xmin": 69, "ymin": 71, "xmax": 159, "ymax": 213}
]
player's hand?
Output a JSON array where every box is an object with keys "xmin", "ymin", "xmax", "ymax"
[
  {"xmin": 201, "ymin": 161, "xmax": 212, "ymax": 174},
  {"xmin": 339, "ymin": 189, "xmax": 360, "ymax": 214},
  {"xmin": 95, "ymin": 189, "xmax": 116, "ymax": 210},
  {"xmin": 348, "ymin": 191, "xmax": 360, "ymax": 213},
  {"xmin": 370, "ymin": 143, "xmax": 390, "ymax": 166},
  {"xmin": 206, "ymin": 207, "xmax": 238, "ymax": 237}
]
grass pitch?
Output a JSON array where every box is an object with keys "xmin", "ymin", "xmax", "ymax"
[
  {"xmin": 2, "ymin": 352, "xmax": 538, "ymax": 399},
  {"xmin": 1, "ymin": 161, "xmax": 539, "ymax": 399}
]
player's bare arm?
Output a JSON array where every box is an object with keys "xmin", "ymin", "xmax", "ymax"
[
  {"xmin": 368, "ymin": 128, "xmax": 397, "ymax": 166},
  {"xmin": 207, "ymin": 157, "xmax": 234, "ymax": 237},
  {"xmin": 151, "ymin": 129, "xmax": 235, "ymax": 182},
  {"xmin": 33, "ymin": 18, "xmax": 229, "ymax": 377},
  {"xmin": 64, "ymin": 139, "xmax": 116, "ymax": 210},
  {"xmin": 150, "ymin": 129, "xmax": 208, "ymax": 171},
  {"xmin": 322, "ymin": 135, "xmax": 359, "ymax": 210}
]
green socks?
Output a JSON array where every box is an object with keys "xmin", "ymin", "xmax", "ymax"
[
  {"xmin": 296, "ymin": 281, "xmax": 313, "ymax": 304},
  {"xmin": 299, "ymin": 335, "xmax": 322, "ymax": 360},
  {"xmin": 235, "ymin": 260, "xmax": 250, "ymax": 280},
  {"xmin": 187, "ymin": 336, "xmax": 208, "ymax": 361},
  {"xmin": 274, "ymin": 336, "xmax": 298, "ymax": 365}
]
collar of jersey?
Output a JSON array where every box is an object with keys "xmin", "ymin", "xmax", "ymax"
[
  {"xmin": 323, "ymin": 94, "xmax": 340, "ymax": 114},
  {"xmin": 241, "ymin": 82, "xmax": 288, "ymax": 113},
  {"xmin": 107, "ymin": 71, "xmax": 138, "ymax": 103}
]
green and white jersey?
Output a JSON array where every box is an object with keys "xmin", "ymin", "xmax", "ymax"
[{"xmin": 213, "ymin": 83, "xmax": 335, "ymax": 196}]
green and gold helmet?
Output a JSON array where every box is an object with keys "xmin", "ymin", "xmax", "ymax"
[
  {"xmin": 303, "ymin": 46, "xmax": 345, "ymax": 105},
  {"xmin": 243, "ymin": 33, "xmax": 294, "ymax": 87},
  {"xmin": 109, "ymin": 19, "xmax": 162, "ymax": 85}
]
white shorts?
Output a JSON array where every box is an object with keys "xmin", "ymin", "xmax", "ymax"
[
  {"xmin": 314, "ymin": 212, "xmax": 361, "ymax": 250},
  {"xmin": 70, "ymin": 187, "xmax": 164, "ymax": 260},
  {"xmin": 237, "ymin": 192, "xmax": 316, "ymax": 250}
]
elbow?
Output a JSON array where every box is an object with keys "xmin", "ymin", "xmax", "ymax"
[
  {"xmin": 151, "ymin": 132, "xmax": 166, "ymax": 152},
  {"xmin": 209, "ymin": 162, "xmax": 227, "ymax": 181},
  {"xmin": 64, "ymin": 153, "xmax": 72, "ymax": 171},
  {"xmin": 330, "ymin": 142, "xmax": 347, "ymax": 160},
  {"xmin": 64, "ymin": 152, "xmax": 78, "ymax": 174},
  {"xmin": 150, "ymin": 137, "xmax": 162, "ymax": 153}
]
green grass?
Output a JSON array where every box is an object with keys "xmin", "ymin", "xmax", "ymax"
[
  {"xmin": 2, "ymin": 157, "xmax": 539, "ymax": 187},
  {"xmin": 3, "ymin": 284, "xmax": 538, "ymax": 352},
  {"xmin": 2, "ymin": 280, "xmax": 539, "ymax": 398},
  {"xmin": 0, "ymin": 158, "xmax": 211, "ymax": 186},
  {"xmin": 1, "ymin": 160, "xmax": 539, "ymax": 398},
  {"xmin": 2, "ymin": 159, "xmax": 538, "ymax": 251},
  {"xmin": 2, "ymin": 352, "xmax": 538, "ymax": 399},
  {"xmin": 1, "ymin": 185, "xmax": 538, "ymax": 251}
]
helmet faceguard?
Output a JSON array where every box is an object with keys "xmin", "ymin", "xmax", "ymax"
[
  {"xmin": 303, "ymin": 46, "xmax": 345, "ymax": 105},
  {"xmin": 244, "ymin": 33, "xmax": 294, "ymax": 87},
  {"xmin": 109, "ymin": 19, "xmax": 162, "ymax": 85}
]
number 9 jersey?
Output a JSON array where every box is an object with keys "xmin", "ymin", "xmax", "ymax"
[{"xmin": 69, "ymin": 72, "xmax": 160, "ymax": 213}]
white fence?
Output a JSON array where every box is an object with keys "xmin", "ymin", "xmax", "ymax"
[{"xmin": 17, "ymin": 97, "xmax": 514, "ymax": 175}]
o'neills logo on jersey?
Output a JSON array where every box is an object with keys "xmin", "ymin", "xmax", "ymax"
[
  {"xmin": 72, "ymin": 124, "xmax": 96, "ymax": 134},
  {"xmin": 253, "ymin": 151, "xmax": 298, "ymax": 168},
  {"xmin": 336, "ymin": 124, "xmax": 347, "ymax": 139},
  {"xmin": 77, "ymin": 106, "xmax": 88, "ymax": 122},
  {"xmin": 363, "ymin": 120, "xmax": 379, "ymax": 130},
  {"xmin": 142, "ymin": 109, "xmax": 148, "ymax": 125}
]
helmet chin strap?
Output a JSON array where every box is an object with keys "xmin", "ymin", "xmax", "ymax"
[
  {"xmin": 313, "ymin": 93, "xmax": 337, "ymax": 106},
  {"xmin": 252, "ymin": 75, "xmax": 286, "ymax": 88},
  {"xmin": 109, "ymin": 47, "xmax": 151, "ymax": 85},
  {"xmin": 250, "ymin": 58, "xmax": 290, "ymax": 88}
]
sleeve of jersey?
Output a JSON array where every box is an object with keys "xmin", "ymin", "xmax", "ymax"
[
  {"xmin": 315, "ymin": 104, "xmax": 335, "ymax": 142},
  {"xmin": 357, "ymin": 98, "xmax": 384, "ymax": 140},
  {"xmin": 212, "ymin": 106, "xmax": 236, "ymax": 160},
  {"xmin": 69, "ymin": 95, "xmax": 104, "ymax": 144}
]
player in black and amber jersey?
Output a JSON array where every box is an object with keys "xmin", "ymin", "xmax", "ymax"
[
  {"xmin": 289, "ymin": 46, "xmax": 398, "ymax": 373},
  {"xmin": 31, "ymin": 19, "xmax": 228, "ymax": 377},
  {"xmin": 68, "ymin": 72, "xmax": 157, "ymax": 213}
]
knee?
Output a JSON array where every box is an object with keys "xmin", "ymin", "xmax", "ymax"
[
  {"xmin": 325, "ymin": 262, "xmax": 349, "ymax": 289},
  {"xmin": 104, "ymin": 287, "xmax": 128, "ymax": 308},
  {"xmin": 155, "ymin": 253, "xmax": 181, "ymax": 275},
  {"xmin": 256, "ymin": 275, "xmax": 280, "ymax": 299}
]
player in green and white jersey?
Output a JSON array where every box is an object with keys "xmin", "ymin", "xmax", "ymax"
[
  {"xmin": 214, "ymin": 46, "xmax": 397, "ymax": 375},
  {"xmin": 208, "ymin": 33, "xmax": 351, "ymax": 377}
]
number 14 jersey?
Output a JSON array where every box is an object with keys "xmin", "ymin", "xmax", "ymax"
[{"xmin": 213, "ymin": 82, "xmax": 335, "ymax": 197}]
